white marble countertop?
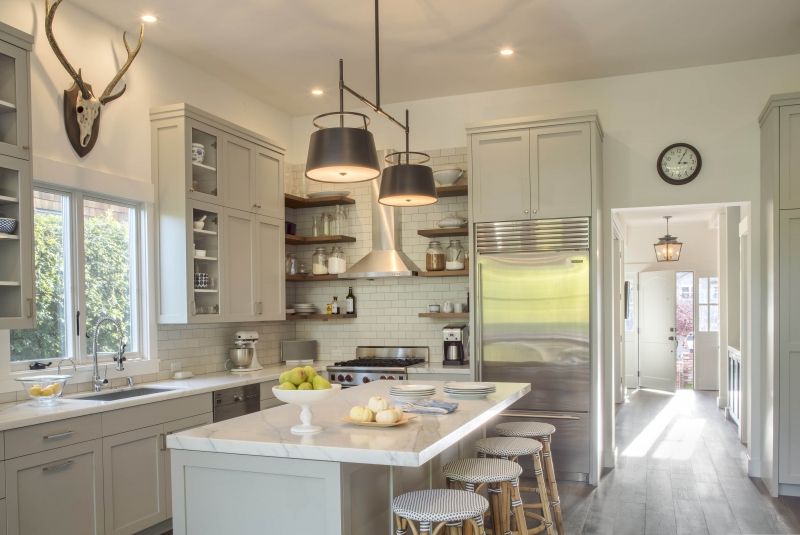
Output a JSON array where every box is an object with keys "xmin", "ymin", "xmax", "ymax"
[
  {"xmin": 407, "ymin": 363, "xmax": 471, "ymax": 374},
  {"xmin": 0, "ymin": 363, "xmax": 324, "ymax": 432},
  {"xmin": 167, "ymin": 381, "xmax": 529, "ymax": 467}
]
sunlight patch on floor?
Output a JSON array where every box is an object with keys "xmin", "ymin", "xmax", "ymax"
[{"xmin": 621, "ymin": 390, "xmax": 706, "ymax": 458}]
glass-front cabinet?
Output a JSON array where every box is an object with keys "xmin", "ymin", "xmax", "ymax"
[
  {"xmin": 187, "ymin": 120, "xmax": 223, "ymax": 204},
  {"xmin": 0, "ymin": 35, "xmax": 31, "ymax": 161},
  {"xmin": 189, "ymin": 202, "xmax": 221, "ymax": 322}
]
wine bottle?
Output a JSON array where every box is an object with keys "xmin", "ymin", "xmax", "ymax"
[{"xmin": 346, "ymin": 287, "xmax": 356, "ymax": 314}]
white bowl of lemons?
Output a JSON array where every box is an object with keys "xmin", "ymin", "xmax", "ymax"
[
  {"xmin": 16, "ymin": 375, "xmax": 72, "ymax": 405},
  {"xmin": 273, "ymin": 366, "xmax": 340, "ymax": 433}
]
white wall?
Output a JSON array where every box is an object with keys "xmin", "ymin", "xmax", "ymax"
[
  {"xmin": 624, "ymin": 220, "xmax": 720, "ymax": 274},
  {"xmin": 0, "ymin": 0, "xmax": 295, "ymax": 183}
]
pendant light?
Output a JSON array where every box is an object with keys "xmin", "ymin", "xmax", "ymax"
[
  {"xmin": 305, "ymin": 0, "xmax": 438, "ymax": 206},
  {"xmin": 654, "ymin": 216, "xmax": 682, "ymax": 262}
]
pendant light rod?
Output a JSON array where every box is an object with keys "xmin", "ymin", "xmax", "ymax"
[{"xmin": 375, "ymin": 0, "xmax": 380, "ymax": 109}]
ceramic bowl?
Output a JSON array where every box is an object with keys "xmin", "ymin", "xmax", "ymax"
[
  {"xmin": 193, "ymin": 221, "xmax": 205, "ymax": 230},
  {"xmin": 428, "ymin": 304, "xmax": 441, "ymax": 313},
  {"xmin": 191, "ymin": 143, "xmax": 205, "ymax": 164},
  {"xmin": 195, "ymin": 250, "xmax": 207, "ymax": 258},
  {"xmin": 0, "ymin": 217, "xmax": 17, "ymax": 234},
  {"xmin": 272, "ymin": 384, "xmax": 342, "ymax": 433},
  {"xmin": 433, "ymin": 168, "xmax": 463, "ymax": 186},
  {"xmin": 437, "ymin": 212, "xmax": 467, "ymax": 229}
]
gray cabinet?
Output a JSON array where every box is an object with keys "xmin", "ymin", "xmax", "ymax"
[
  {"xmin": 222, "ymin": 208, "xmax": 258, "ymax": 322},
  {"xmin": 186, "ymin": 119, "xmax": 224, "ymax": 206},
  {"xmin": 0, "ymin": 154, "xmax": 33, "ymax": 329},
  {"xmin": 779, "ymin": 209, "xmax": 800, "ymax": 484},
  {"xmin": 470, "ymin": 130, "xmax": 531, "ymax": 223},
  {"xmin": 254, "ymin": 145, "xmax": 284, "ymax": 220},
  {"xmin": 0, "ymin": 25, "xmax": 32, "ymax": 161},
  {"xmin": 6, "ymin": 440, "xmax": 104, "ymax": 535},
  {"xmin": 780, "ymin": 106, "xmax": 800, "ymax": 210},
  {"xmin": 256, "ymin": 215, "xmax": 285, "ymax": 321},
  {"xmin": 222, "ymin": 133, "xmax": 254, "ymax": 213},
  {"xmin": 164, "ymin": 413, "xmax": 214, "ymax": 516}
]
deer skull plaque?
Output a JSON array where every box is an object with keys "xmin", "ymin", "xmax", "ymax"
[{"xmin": 45, "ymin": 0, "xmax": 144, "ymax": 157}]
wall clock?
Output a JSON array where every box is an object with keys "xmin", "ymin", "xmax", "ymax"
[{"xmin": 657, "ymin": 143, "xmax": 702, "ymax": 185}]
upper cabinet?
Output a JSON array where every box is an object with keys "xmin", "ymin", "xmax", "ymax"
[
  {"xmin": 150, "ymin": 104, "xmax": 286, "ymax": 324},
  {"xmin": 467, "ymin": 112, "xmax": 602, "ymax": 224},
  {"xmin": 0, "ymin": 24, "xmax": 32, "ymax": 161},
  {"xmin": 779, "ymin": 105, "xmax": 800, "ymax": 210}
]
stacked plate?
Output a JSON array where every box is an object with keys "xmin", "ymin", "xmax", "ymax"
[
  {"xmin": 443, "ymin": 382, "xmax": 496, "ymax": 400},
  {"xmin": 306, "ymin": 190, "xmax": 351, "ymax": 199},
  {"xmin": 389, "ymin": 384, "xmax": 435, "ymax": 402},
  {"xmin": 292, "ymin": 303, "xmax": 317, "ymax": 315}
]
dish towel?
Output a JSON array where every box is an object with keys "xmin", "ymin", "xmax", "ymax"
[{"xmin": 401, "ymin": 399, "xmax": 459, "ymax": 415}]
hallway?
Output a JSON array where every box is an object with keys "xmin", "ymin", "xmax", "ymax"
[{"xmin": 523, "ymin": 389, "xmax": 800, "ymax": 534}]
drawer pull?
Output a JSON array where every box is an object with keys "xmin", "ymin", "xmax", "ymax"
[
  {"xmin": 43, "ymin": 431, "xmax": 75, "ymax": 440},
  {"xmin": 43, "ymin": 460, "xmax": 74, "ymax": 472},
  {"xmin": 161, "ymin": 433, "xmax": 167, "ymax": 451}
]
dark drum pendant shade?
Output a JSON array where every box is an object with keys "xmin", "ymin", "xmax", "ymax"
[
  {"xmin": 379, "ymin": 163, "xmax": 438, "ymax": 207},
  {"xmin": 305, "ymin": 127, "xmax": 381, "ymax": 183}
]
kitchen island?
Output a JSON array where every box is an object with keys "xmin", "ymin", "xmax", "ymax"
[{"xmin": 167, "ymin": 380, "xmax": 529, "ymax": 535}]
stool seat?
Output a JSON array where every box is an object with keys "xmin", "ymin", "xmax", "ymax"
[
  {"xmin": 392, "ymin": 489, "xmax": 489, "ymax": 523},
  {"xmin": 476, "ymin": 437, "xmax": 542, "ymax": 457},
  {"xmin": 443, "ymin": 458, "xmax": 523, "ymax": 484},
  {"xmin": 496, "ymin": 421, "xmax": 556, "ymax": 438}
]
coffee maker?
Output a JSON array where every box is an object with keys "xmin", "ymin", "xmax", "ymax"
[{"xmin": 442, "ymin": 324, "xmax": 469, "ymax": 366}]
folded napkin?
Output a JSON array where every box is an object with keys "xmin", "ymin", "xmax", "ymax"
[{"xmin": 401, "ymin": 399, "xmax": 459, "ymax": 415}]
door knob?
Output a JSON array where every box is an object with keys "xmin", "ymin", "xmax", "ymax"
[{"xmin": 668, "ymin": 336, "xmax": 675, "ymax": 341}]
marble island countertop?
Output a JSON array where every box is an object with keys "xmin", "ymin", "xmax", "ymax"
[
  {"xmin": 0, "ymin": 363, "xmax": 325, "ymax": 432},
  {"xmin": 167, "ymin": 380, "xmax": 529, "ymax": 467}
]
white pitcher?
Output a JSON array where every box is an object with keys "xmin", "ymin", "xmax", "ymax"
[{"xmin": 443, "ymin": 301, "xmax": 453, "ymax": 313}]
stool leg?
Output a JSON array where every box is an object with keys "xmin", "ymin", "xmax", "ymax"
[
  {"xmin": 488, "ymin": 483, "xmax": 505, "ymax": 535},
  {"xmin": 510, "ymin": 477, "xmax": 528, "ymax": 534},
  {"xmin": 541, "ymin": 437, "xmax": 564, "ymax": 535},
  {"xmin": 532, "ymin": 451, "xmax": 555, "ymax": 535},
  {"xmin": 420, "ymin": 520, "xmax": 432, "ymax": 534}
]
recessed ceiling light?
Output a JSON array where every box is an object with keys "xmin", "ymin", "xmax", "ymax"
[
  {"xmin": 500, "ymin": 48, "xmax": 514, "ymax": 56},
  {"xmin": 141, "ymin": 15, "xmax": 157, "ymax": 22},
  {"xmin": 312, "ymin": 89, "xmax": 324, "ymax": 95}
]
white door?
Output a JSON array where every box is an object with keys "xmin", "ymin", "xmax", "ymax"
[
  {"xmin": 694, "ymin": 272, "xmax": 720, "ymax": 390},
  {"xmin": 624, "ymin": 275, "xmax": 639, "ymax": 388},
  {"xmin": 639, "ymin": 270, "xmax": 677, "ymax": 392}
]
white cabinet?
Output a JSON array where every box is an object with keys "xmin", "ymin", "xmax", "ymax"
[
  {"xmin": 780, "ymin": 106, "xmax": 800, "ymax": 210},
  {"xmin": 254, "ymin": 145, "xmax": 284, "ymax": 220},
  {"xmin": 186, "ymin": 119, "xmax": 223, "ymax": 206},
  {"xmin": 222, "ymin": 133, "xmax": 254, "ymax": 213},
  {"xmin": 102, "ymin": 425, "xmax": 167, "ymax": 535},
  {"xmin": 164, "ymin": 413, "xmax": 214, "ymax": 516},
  {"xmin": 779, "ymin": 209, "xmax": 800, "ymax": 484},
  {"xmin": 468, "ymin": 112, "xmax": 601, "ymax": 224},
  {"xmin": 222, "ymin": 208, "xmax": 258, "ymax": 322},
  {"xmin": 0, "ymin": 25, "xmax": 32, "ymax": 161},
  {"xmin": 256, "ymin": 215, "xmax": 285, "ymax": 321},
  {"xmin": 6, "ymin": 440, "xmax": 105, "ymax": 535}
]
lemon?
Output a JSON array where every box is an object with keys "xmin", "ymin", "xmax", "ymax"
[
  {"xmin": 28, "ymin": 385, "xmax": 42, "ymax": 397},
  {"xmin": 40, "ymin": 386, "xmax": 54, "ymax": 397},
  {"xmin": 50, "ymin": 383, "xmax": 62, "ymax": 395}
]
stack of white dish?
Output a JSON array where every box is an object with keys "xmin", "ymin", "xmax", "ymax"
[
  {"xmin": 389, "ymin": 384, "xmax": 435, "ymax": 402},
  {"xmin": 443, "ymin": 382, "xmax": 496, "ymax": 399},
  {"xmin": 292, "ymin": 303, "xmax": 317, "ymax": 315}
]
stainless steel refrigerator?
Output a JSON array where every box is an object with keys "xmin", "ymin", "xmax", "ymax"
[{"xmin": 476, "ymin": 218, "xmax": 591, "ymax": 481}]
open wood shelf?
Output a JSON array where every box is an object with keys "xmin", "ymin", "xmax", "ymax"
[
  {"xmin": 286, "ymin": 313, "xmax": 357, "ymax": 320},
  {"xmin": 417, "ymin": 228, "xmax": 468, "ymax": 238},
  {"xmin": 0, "ymin": 195, "xmax": 19, "ymax": 205},
  {"xmin": 436, "ymin": 185, "xmax": 468, "ymax": 198},
  {"xmin": 285, "ymin": 234, "xmax": 356, "ymax": 246},
  {"xmin": 417, "ymin": 269, "xmax": 469, "ymax": 277},
  {"xmin": 285, "ymin": 194, "xmax": 356, "ymax": 209},
  {"xmin": 419, "ymin": 312, "xmax": 469, "ymax": 319},
  {"xmin": 286, "ymin": 274, "xmax": 350, "ymax": 281}
]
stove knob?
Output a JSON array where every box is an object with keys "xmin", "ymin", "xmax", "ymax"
[
  {"xmin": 362, "ymin": 376, "xmax": 371, "ymax": 383},
  {"xmin": 380, "ymin": 375, "xmax": 387, "ymax": 380},
  {"xmin": 388, "ymin": 376, "xmax": 395, "ymax": 380},
  {"xmin": 345, "ymin": 374, "xmax": 353, "ymax": 382},
  {"xmin": 337, "ymin": 374, "xmax": 345, "ymax": 382}
]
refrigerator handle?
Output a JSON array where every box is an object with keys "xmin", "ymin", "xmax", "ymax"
[
  {"xmin": 501, "ymin": 412, "xmax": 581, "ymax": 420},
  {"xmin": 475, "ymin": 263, "xmax": 483, "ymax": 382}
]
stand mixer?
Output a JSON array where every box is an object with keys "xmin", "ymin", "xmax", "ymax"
[{"xmin": 231, "ymin": 331, "xmax": 262, "ymax": 372}]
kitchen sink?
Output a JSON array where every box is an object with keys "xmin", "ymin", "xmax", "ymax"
[{"xmin": 72, "ymin": 387, "xmax": 179, "ymax": 402}]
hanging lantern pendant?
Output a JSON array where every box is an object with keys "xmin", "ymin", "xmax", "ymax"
[{"xmin": 654, "ymin": 215, "xmax": 683, "ymax": 262}]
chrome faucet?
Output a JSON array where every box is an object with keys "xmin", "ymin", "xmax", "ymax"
[{"xmin": 92, "ymin": 317, "xmax": 126, "ymax": 392}]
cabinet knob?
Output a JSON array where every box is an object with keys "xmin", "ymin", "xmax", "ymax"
[
  {"xmin": 22, "ymin": 144, "xmax": 30, "ymax": 150},
  {"xmin": 189, "ymin": 188, "xmax": 195, "ymax": 193},
  {"xmin": 253, "ymin": 204, "xmax": 258, "ymax": 208},
  {"xmin": 524, "ymin": 210, "xmax": 529, "ymax": 214},
  {"xmin": 533, "ymin": 210, "xmax": 537, "ymax": 213}
]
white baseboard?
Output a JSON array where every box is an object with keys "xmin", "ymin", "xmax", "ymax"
[
  {"xmin": 603, "ymin": 447, "xmax": 617, "ymax": 468},
  {"xmin": 779, "ymin": 483, "xmax": 800, "ymax": 497},
  {"xmin": 747, "ymin": 457, "xmax": 761, "ymax": 477}
]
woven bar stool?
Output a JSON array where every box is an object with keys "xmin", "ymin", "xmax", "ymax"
[
  {"xmin": 475, "ymin": 437, "xmax": 555, "ymax": 535},
  {"xmin": 392, "ymin": 489, "xmax": 489, "ymax": 535},
  {"xmin": 495, "ymin": 422, "xmax": 564, "ymax": 535},
  {"xmin": 443, "ymin": 457, "xmax": 528, "ymax": 535}
]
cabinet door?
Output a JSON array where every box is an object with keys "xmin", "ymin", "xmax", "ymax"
[
  {"xmin": 780, "ymin": 106, "xmax": 800, "ymax": 209},
  {"xmin": 471, "ymin": 130, "xmax": 531, "ymax": 223},
  {"xmin": 0, "ymin": 154, "xmax": 33, "ymax": 329},
  {"xmin": 163, "ymin": 413, "xmax": 214, "ymax": 516},
  {"xmin": 779, "ymin": 209, "xmax": 800, "ymax": 483},
  {"xmin": 255, "ymin": 215, "xmax": 285, "ymax": 321},
  {"xmin": 186, "ymin": 119, "xmax": 224, "ymax": 206},
  {"xmin": 0, "ymin": 40, "xmax": 31, "ymax": 161},
  {"xmin": 6, "ymin": 440, "xmax": 104, "ymax": 535},
  {"xmin": 102, "ymin": 425, "xmax": 167, "ymax": 535},
  {"xmin": 253, "ymin": 145, "xmax": 284, "ymax": 220},
  {"xmin": 187, "ymin": 200, "xmax": 223, "ymax": 324},
  {"xmin": 530, "ymin": 123, "xmax": 592, "ymax": 219},
  {"xmin": 222, "ymin": 208, "xmax": 257, "ymax": 322},
  {"xmin": 222, "ymin": 134, "xmax": 255, "ymax": 213}
]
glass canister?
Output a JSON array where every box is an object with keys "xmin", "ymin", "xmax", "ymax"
[
  {"xmin": 445, "ymin": 240, "xmax": 465, "ymax": 270},
  {"xmin": 329, "ymin": 246, "xmax": 347, "ymax": 275},
  {"xmin": 298, "ymin": 260, "xmax": 312, "ymax": 275},
  {"xmin": 426, "ymin": 240, "xmax": 445, "ymax": 272},
  {"xmin": 285, "ymin": 253, "xmax": 297, "ymax": 275},
  {"xmin": 312, "ymin": 247, "xmax": 329, "ymax": 275},
  {"xmin": 321, "ymin": 212, "xmax": 333, "ymax": 236}
]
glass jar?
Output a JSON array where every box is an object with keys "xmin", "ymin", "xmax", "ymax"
[
  {"xmin": 285, "ymin": 253, "xmax": 297, "ymax": 275},
  {"xmin": 329, "ymin": 246, "xmax": 347, "ymax": 275},
  {"xmin": 312, "ymin": 247, "xmax": 329, "ymax": 275},
  {"xmin": 321, "ymin": 212, "xmax": 333, "ymax": 236},
  {"xmin": 311, "ymin": 216, "xmax": 320, "ymax": 237},
  {"xmin": 445, "ymin": 240, "xmax": 465, "ymax": 270},
  {"xmin": 426, "ymin": 240, "xmax": 445, "ymax": 272},
  {"xmin": 298, "ymin": 260, "xmax": 312, "ymax": 275}
]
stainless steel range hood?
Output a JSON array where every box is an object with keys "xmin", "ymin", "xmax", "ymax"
[{"xmin": 340, "ymin": 150, "xmax": 420, "ymax": 279}]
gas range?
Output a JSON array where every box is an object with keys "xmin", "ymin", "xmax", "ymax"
[{"xmin": 326, "ymin": 346, "xmax": 429, "ymax": 387}]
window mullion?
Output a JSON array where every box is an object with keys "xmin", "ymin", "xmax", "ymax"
[{"xmin": 73, "ymin": 192, "xmax": 88, "ymax": 364}]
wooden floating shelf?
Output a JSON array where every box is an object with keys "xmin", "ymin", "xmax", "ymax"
[
  {"xmin": 286, "ymin": 313, "xmax": 357, "ymax": 320},
  {"xmin": 193, "ymin": 229, "xmax": 217, "ymax": 236},
  {"xmin": 0, "ymin": 195, "xmax": 19, "ymax": 205},
  {"xmin": 417, "ymin": 269, "xmax": 469, "ymax": 277},
  {"xmin": 286, "ymin": 274, "xmax": 350, "ymax": 281},
  {"xmin": 0, "ymin": 234, "xmax": 19, "ymax": 240},
  {"xmin": 419, "ymin": 312, "xmax": 469, "ymax": 319},
  {"xmin": 285, "ymin": 194, "xmax": 356, "ymax": 209},
  {"xmin": 417, "ymin": 228, "xmax": 468, "ymax": 238},
  {"xmin": 285, "ymin": 234, "xmax": 356, "ymax": 246},
  {"xmin": 191, "ymin": 162, "xmax": 217, "ymax": 172},
  {"xmin": 0, "ymin": 100, "xmax": 15, "ymax": 114},
  {"xmin": 436, "ymin": 185, "xmax": 468, "ymax": 198},
  {"xmin": 0, "ymin": 281, "xmax": 21, "ymax": 287}
]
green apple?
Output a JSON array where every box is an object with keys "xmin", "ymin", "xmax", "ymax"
[
  {"xmin": 278, "ymin": 371, "xmax": 290, "ymax": 384},
  {"xmin": 297, "ymin": 382, "xmax": 313, "ymax": 390},
  {"xmin": 304, "ymin": 366, "xmax": 317, "ymax": 383},
  {"xmin": 278, "ymin": 382, "xmax": 297, "ymax": 390},
  {"xmin": 288, "ymin": 367, "xmax": 307, "ymax": 386},
  {"xmin": 312, "ymin": 376, "xmax": 332, "ymax": 390}
]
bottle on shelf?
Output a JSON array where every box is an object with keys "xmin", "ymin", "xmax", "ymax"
[
  {"xmin": 326, "ymin": 302, "xmax": 332, "ymax": 314},
  {"xmin": 311, "ymin": 216, "xmax": 319, "ymax": 237},
  {"xmin": 346, "ymin": 287, "xmax": 356, "ymax": 314},
  {"xmin": 321, "ymin": 212, "xmax": 333, "ymax": 236},
  {"xmin": 331, "ymin": 296, "xmax": 339, "ymax": 314}
]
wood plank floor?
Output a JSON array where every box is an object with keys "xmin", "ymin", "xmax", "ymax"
[{"xmin": 518, "ymin": 388, "xmax": 800, "ymax": 535}]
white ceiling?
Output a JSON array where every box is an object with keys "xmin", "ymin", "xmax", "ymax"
[
  {"xmin": 69, "ymin": 0, "xmax": 800, "ymax": 116},
  {"xmin": 615, "ymin": 204, "xmax": 727, "ymax": 228}
]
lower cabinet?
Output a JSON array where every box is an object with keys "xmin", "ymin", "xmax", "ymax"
[
  {"xmin": 164, "ymin": 413, "xmax": 214, "ymax": 515},
  {"xmin": 102, "ymin": 425, "xmax": 167, "ymax": 535},
  {"xmin": 0, "ymin": 499, "xmax": 6, "ymax": 535},
  {"xmin": 6, "ymin": 440, "xmax": 104, "ymax": 535}
]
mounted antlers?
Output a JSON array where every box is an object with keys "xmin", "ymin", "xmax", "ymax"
[{"xmin": 44, "ymin": 0, "xmax": 144, "ymax": 154}]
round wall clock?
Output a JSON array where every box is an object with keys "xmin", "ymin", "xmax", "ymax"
[{"xmin": 657, "ymin": 143, "xmax": 702, "ymax": 185}]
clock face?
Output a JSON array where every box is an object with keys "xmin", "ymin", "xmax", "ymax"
[{"xmin": 657, "ymin": 143, "xmax": 702, "ymax": 185}]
